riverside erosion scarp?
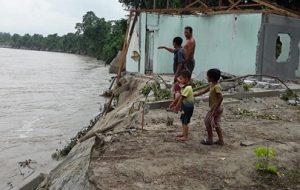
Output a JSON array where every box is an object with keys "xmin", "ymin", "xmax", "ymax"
[{"xmin": 37, "ymin": 75, "xmax": 300, "ymax": 190}]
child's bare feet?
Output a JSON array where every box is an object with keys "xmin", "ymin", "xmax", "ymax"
[{"xmin": 176, "ymin": 136, "xmax": 188, "ymax": 142}]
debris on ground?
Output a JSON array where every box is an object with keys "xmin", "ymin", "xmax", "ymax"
[
  {"xmin": 240, "ymin": 141, "xmax": 257, "ymax": 147},
  {"xmin": 101, "ymin": 89, "xmax": 112, "ymax": 97},
  {"xmin": 18, "ymin": 159, "xmax": 36, "ymax": 169},
  {"xmin": 7, "ymin": 182, "xmax": 13, "ymax": 189},
  {"xmin": 166, "ymin": 116, "xmax": 174, "ymax": 126},
  {"xmin": 231, "ymin": 107, "xmax": 282, "ymax": 121}
]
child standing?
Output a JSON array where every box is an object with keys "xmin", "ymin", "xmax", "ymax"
[
  {"xmin": 194, "ymin": 69, "xmax": 224, "ymax": 145},
  {"xmin": 158, "ymin": 37, "xmax": 185, "ymax": 80},
  {"xmin": 158, "ymin": 37, "xmax": 185, "ymax": 100},
  {"xmin": 169, "ymin": 70, "xmax": 194, "ymax": 142}
]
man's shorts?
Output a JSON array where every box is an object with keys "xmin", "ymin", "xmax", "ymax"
[
  {"xmin": 180, "ymin": 103, "xmax": 194, "ymax": 124},
  {"xmin": 184, "ymin": 59, "xmax": 195, "ymax": 74}
]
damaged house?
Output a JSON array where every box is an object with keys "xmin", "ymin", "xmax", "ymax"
[{"xmin": 123, "ymin": 0, "xmax": 300, "ymax": 79}]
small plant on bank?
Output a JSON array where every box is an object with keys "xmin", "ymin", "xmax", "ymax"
[
  {"xmin": 140, "ymin": 83, "xmax": 152, "ymax": 97},
  {"xmin": 280, "ymin": 89, "xmax": 298, "ymax": 101},
  {"xmin": 254, "ymin": 146, "xmax": 278, "ymax": 174},
  {"xmin": 242, "ymin": 82, "xmax": 253, "ymax": 92},
  {"xmin": 140, "ymin": 82, "xmax": 171, "ymax": 101}
]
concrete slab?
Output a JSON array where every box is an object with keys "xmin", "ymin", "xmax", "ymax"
[
  {"xmin": 17, "ymin": 173, "xmax": 46, "ymax": 190},
  {"xmin": 146, "ymin": 88, "xmax": 300, "ymax": 110}
]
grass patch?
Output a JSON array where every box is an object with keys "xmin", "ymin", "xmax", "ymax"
[{"xmin": 254, "ymin": 146, "xmax": 278, "ymax": 174}]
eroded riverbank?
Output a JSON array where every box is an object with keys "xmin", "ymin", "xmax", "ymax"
[{"xmin": 37, "ymin": 75, "xmax": 300, "ymax": 190}]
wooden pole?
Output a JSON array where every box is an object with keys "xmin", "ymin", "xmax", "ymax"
[
  {"xmin": 104, "ymin": 12, "xmax": 139, "ymax": 115},
  {"xmin": 227, "ymin": 0, "xmax": 241, "ymax": 11},
  {"xmin": 104, "ymin": 12, "xmax": 132, "ymax": 115},
  {"xmin": 252, "ymin": 0, "xmax": 300, "ymax": 18},
  {"xmin": 185, "ymin": 0, "xmax": 201, "ymax": 8},
  {"xmin": 141, "ymin": 103, "xmax": 145, "ymax": 131}
]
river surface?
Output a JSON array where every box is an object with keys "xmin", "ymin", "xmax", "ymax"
[{"xmin": 0, "ymin": 48, "xmax": 110, "ymax": 189}]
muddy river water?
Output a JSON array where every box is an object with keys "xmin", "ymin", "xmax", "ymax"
[{"xmin": 0, "ymin": 48, "xmax": 110, "ymax": 189}]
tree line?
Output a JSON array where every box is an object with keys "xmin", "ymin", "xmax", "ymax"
[{"xmin": 0, "ymin": 11, "xmax": 127, "ymax": 63}]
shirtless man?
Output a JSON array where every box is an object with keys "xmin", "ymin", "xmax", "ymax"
[{"xmin": 183, "ymin": 26, "xmax": 196, "ymax": 74}]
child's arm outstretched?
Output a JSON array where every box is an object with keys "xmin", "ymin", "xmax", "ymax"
[{"xmin": 194, "ymin": 86, "xmax": 209, "ymax": 97}]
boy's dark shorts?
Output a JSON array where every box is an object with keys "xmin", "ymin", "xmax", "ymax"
[{"xmin": 180, "ymin": 103, "xmax": 194, "ymax": 124}]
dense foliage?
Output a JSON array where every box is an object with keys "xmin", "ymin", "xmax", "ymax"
[
  {"xmin": 0, "ymin": 11, "xmax": 127, "ymax": 63},
  {"xmin": 119, "ymin": 0, "xmax": 300, "ymax": 11}
]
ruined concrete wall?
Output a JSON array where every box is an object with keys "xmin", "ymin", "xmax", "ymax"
[
  {"xmin": 126, "ymin": 13, "xmax": 262, "ymax": 76},
  {"xmin": 182, "ymin": 13, "xmax": 262, "ymax": 76},
  {"xmin": 257, "ymin": 14, "xmax": 300, "ymax": 79}
]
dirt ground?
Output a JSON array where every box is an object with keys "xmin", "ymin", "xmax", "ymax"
[{"xmin": 88, "ymin": 97, "xmax": 300, "ymax": 190}]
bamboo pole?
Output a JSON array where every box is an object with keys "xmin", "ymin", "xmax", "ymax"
[
  {"xmin": 104, "ymin": 12, "xmax": 139, "ymax": 115},
  {"xmin": 79, "ymin": 120, "xmax": 123, "ymax": 143},
  {"xmin": 252, "ymin": 0, "xmax": 300, "ymax": 18},
  {"xmin": 103, "ymin": 12, "xmax": 132, "ymax": 115},
  {"xmin": 227, "ymin": 0, "xmax": 242, "ymax": 11},
  {"xmin": 193, "ymin": 74, "xmax": 291, "ymax": 92}
]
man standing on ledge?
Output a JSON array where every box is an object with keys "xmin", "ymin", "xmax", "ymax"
[{"xmin": 183, "ymin": 26, "xmax": 196, "ymax": 74}]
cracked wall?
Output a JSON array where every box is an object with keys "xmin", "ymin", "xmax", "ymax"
[
  {"xmin": 257, "ymin": 14, "xmax": 300, "ymax": 79},
  {"xmin": 126, "ymin": 13, "xmax": 262, "ymax": 75}
]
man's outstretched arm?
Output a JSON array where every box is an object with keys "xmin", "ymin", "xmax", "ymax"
[{"xmin": 158, "ymin": 46, "xmax": 174, "ymax": 53}]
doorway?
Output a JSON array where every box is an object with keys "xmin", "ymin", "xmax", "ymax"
[{"xmin": 145, "ymin": 30, "xmax": 154, "ymax": 73}]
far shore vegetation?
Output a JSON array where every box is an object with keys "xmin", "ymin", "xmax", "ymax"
[{"xmin": 0, "ymin": 11, "xmax": 127, "ymax": 63}]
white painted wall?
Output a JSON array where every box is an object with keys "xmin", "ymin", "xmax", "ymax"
[{"xmin": 126, "ymin": 13, "xmax": 262, "ymax": 76}]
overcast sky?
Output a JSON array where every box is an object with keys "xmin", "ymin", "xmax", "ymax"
[{"xmin": 0, "ymin": 0, "xmax": 127, "ymax": 36}]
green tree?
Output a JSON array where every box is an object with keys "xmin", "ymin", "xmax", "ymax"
[
  {"xmin": 0, "ymin": 11, "xmax": 126, "ymax": 63},
  {"xmin": 0, "ymin": 32, "xmax": 11, "ymax": 45},
  {"xmin": 11, "ymin": 34, "xmax": 22, "ymax": 48}
]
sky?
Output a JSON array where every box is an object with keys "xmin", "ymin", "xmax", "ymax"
[{"xmin": 0, "ymin": 0, "xmax": 127, "ymax": 36}]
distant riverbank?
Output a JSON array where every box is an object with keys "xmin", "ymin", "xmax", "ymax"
[{"xmin": 0, "ymin": 45, "xmax": 88, "ymax": 56}]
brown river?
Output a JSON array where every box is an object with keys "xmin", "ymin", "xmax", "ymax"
[{"xmin": 0, "ymin": 48, "xmax": 110, "ymax": 189}]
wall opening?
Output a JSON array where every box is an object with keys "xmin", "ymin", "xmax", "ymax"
[
  {"xmin": 276, "ymin": 33, "xmax": 291, "ymax": 62},
  {"xmin": 145, "ymin": 30, "xmax": 154, "ymax": 73}
]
